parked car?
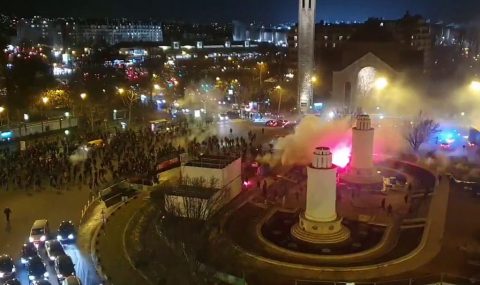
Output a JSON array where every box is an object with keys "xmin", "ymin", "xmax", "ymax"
[
  {"xmin": 0, "ymin": 255, "xmax": 15, "ymax": 281},
  {"xmin": 54, "ymin": 255, "xmax": 75, "ymax": 281},
  {"xmin": 57, "ymin": 221, "xmax": 76, "ymax": 242},
  {"xmin": 21, "ymin": 243, "xmax": 38, "ymax": 266},
  {"xmin": 27, "ymin": 256, "xmax": 48, "ymax": 284},
  {"xmin": 45, "ymin": 240, "xmax": 65, "ymax": 262}
]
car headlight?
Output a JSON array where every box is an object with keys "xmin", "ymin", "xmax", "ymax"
[
  {"xmin": 44, "ymin": 272, "xmax": 49, "ymax": 277},
  {"xmin": 28, "ymin": 275, "xmax": 35, "ymax": 281},
  {"xmin": 57, "ymin": 235, "xmax": 62, "ymax": 240},
  {"xmin": 40, "ymin": 235, "xmax": 46, "ymax": 241},
  {"xmin": 68, "ymin": 234, "xmax": 74, "ymax": 240},
  {"xmin": 29, "ymin": 237, "xmax": 34, "ymax": 242},
  {"xmin": 0, "ymin": 272, "xmax": 4, "ymax": 278}
]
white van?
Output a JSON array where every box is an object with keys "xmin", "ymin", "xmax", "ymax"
[{"xmin": 29, "ymin": 219, "xmax": 49, "ymax": 247}]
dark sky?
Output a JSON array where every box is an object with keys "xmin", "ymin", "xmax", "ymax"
[{"xmin": 3, "ymin": 0, "xmax": 480, "ymax": 23}]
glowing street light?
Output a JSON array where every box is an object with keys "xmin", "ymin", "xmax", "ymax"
[
  {"xmin": 42, "ymin": 96, "xmax": 49, "ymax": 104},
  {"xmin": 80, "ymin": 92, "xmax": 87, "ymax": 100},
  {"xmin": 311, "ymin": 76, "xmax": 318, "ymax": 83},
  {"xmin": 118, "ymin": 88, "xmax": 125, "ymax": 95},
  {"xmin": 374, "ymin": 77, "xmax": 388, "ymax": 90},
  {"xmin": 470, "ymin": 80, "xmax": 480, "ymax": 92},
  {"xmin": 0, "ymin": 106, "xmax": 4, "ymax": 113}
]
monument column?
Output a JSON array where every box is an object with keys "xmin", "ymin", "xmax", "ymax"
[
  {"xmin": 341, "ymin": 114, "xmax": 383, "ymax": 189},
  {"xmin": 298, "ymin": 0, "xmax": 316, "ymax": 113},
  {"xmin": 291, "ymin": 147, "xmax": 350, "ymax": 244}
]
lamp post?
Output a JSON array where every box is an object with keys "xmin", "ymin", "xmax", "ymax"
[
  {"xmin": 275, "ymin": 85, "xmax": 283, "ymax": 116},
  {"xmin": 470, "ymin": 80, "xmax": 480, "ymax": 92},
  {"xmin": 256, "ymin": 61, "xmax": 267, "ymax": 91},
  {"xmin": 0, "ymin": 106, "xmax": 5, "ymax": 126},
  {"xmin": 374, "ymin": 77, "xmax": 388, "ymax": 90},
  {"xmin": 41, "ymin": 96, "xmax": 49, "ymax": 119}
]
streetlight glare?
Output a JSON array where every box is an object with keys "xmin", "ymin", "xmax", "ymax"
[
  {"xmin": 311, "ymin": 76, "xmax": 318, "ymax": 83},
  {"xmin": 42, "ymin": 96, "xmax": 49, "ymax": 104},
  {"xmin": 0, "ymin": 106, "xmax": 4, "ymax": 113},
  {"xmin": 80, "ymin": 92, "xmax": 87, "ymax": 99},
  {"xmin": 374, "ymin": 77, "xmax": 388, "ymax": 90},
  {"xmin": 118, "ymin": 88, "xmax": 125, "ymax": 94},
  {"xmin": 470, "ymin": 80, "xmax": 480, "ymax": 92}
]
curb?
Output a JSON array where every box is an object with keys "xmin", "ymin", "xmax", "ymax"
[{"xmin": 90, "ymin": 194, "xmax": 140, "ymax": 284}]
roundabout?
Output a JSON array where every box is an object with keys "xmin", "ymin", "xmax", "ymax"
[{"xmin": 208, "ymin": 158, "xmax": 443, "ymax": 282}]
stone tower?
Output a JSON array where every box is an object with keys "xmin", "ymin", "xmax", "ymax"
[
  {"xmin": 291, "ymin": 147, "xmax": 350, "ymax": 244},
  {"xmin": 298, "ymin": 0, "xmax": 316, "ymax": 113}
]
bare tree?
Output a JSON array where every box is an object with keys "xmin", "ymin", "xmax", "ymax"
[
  {"xmin": 164, "ymin": 176, "xmax": 225, "ymax": 220},
  {"xmin": 119, "ymin": 88, "xmax": 140, "ymax": 126},
  {"xmin": 405, "ymin": 111, "xmax": 440, "ymax": 152}
]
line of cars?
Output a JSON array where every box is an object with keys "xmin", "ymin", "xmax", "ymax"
[{"xmin": 1, "ymin": 219, "xmax": 81, "ymax": 285}]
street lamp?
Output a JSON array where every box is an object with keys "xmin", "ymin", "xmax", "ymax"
[
  {"xmin": 118, "ymin": 88, "xmax": 125, "ymax": 95},
  {"xmin": 257, "ymin": 61, "xmax": 266, "ymax": 88},
  {"xmin": 374, "ymin": 77, "xmax": 388, "ymax": 90},
  {"xmin": 0, "ymin": 106, "xmax": 5, "ymax": 126},
  {"xmin": 42, "ymin": 96, "xmax": 49, "ymax": 104},
  {"xmin": 275, "ymin": 85, "xmax": 283, "ymax": 116},
  {"xmin": 470, "ymin": 80, "xmax": 480, "ymax": 92},
  {"xmin": 311, "ymin": 76, "xmax": 318, "ymax": 83},
  {"xmin": 80, "ymin": 93, "xmax": 87, "ymax": 100}
]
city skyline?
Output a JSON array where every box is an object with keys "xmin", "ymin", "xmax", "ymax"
[{"xmin": 2, "ymin": 0, "xmax": 480, "ymax": 24}]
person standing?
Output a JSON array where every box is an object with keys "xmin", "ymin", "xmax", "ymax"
[{"xmin": 3, "ymin": 208, "xmax": 11, "ymax": 222}]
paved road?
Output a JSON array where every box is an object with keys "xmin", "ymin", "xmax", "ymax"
[
  {"xmin": 0, "ymin": 186, "xmax": 101, "ymax": 285},
  {"xmin": 96, "ymin": 195, "xmax": 148, "ymax": 285}
]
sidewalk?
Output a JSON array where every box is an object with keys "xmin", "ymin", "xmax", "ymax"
[{"xmin": 95, "ymin": 194, "xmax": 149, "ymax": 285}]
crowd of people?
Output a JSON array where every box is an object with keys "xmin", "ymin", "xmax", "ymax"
[{"xmin": 0, "ymin": 122, "xmax": 266, "ymax": 194}]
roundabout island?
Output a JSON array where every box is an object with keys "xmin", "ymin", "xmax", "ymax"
[{"xmin": 204, "ymin": 114, "xmax": 446, "ymax": 284}]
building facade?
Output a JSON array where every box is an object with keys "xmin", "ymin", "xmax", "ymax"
[{"xmin": 233, "ymin": 21, "xmax": 289, "ymax": 47}]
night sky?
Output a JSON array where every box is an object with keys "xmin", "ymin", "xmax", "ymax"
[{"xmin": 2, "ymin": 0, "xmax": 480, "ymax": 23}]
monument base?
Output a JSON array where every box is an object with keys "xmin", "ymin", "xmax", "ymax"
[
  {"xmin": 341, "ymin": 167, "xmax": 383, "ymax": 191},
  {"xmin": 291, "ymin": 212, "xmax": 350, "ymax": 244}
]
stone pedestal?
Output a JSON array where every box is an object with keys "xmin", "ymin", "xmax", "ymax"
[{"xmin": 291, "ymin": 212, "xmax": 350, "ymax": 244}]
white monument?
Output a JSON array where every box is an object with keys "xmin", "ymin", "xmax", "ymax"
[
  {"xmin": 298, "ymin": 0, "xmax": 316, "ymax": 113},
  {"xmin": 342, "ymin": 114, "xmax": 383, "ymax": 188},
  {"xmin": 291, "ymin": 147, "xmax": 350, "ymax": 244}
]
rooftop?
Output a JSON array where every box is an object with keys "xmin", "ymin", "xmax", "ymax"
[{"xmin": 184, "ymin": 154, "xmax": 239, "ymax": 169}]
